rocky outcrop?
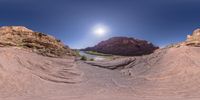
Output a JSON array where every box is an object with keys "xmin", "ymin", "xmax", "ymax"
[
  {"xmin": 84, "ymin": 37, "xmax": 158, "ymax": 56},
  {"xmin": 164, "ymin": 28, "xmax": 200, "ymax": 48},
  {"xmin": 185, "ymin": 28, "xmax": 200, "ymax": 46},
  {"xmin": 0, "ymin": 26, "xmax": 74, "ymax": 57}
]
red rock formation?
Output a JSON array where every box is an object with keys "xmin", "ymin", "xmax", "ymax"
[{"xmin": 84, "ymin": 37, "xmax": 158, "ymax": 56}]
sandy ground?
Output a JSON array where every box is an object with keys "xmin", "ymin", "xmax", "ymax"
[{"xmin": 0, "ymin": 46, "xmax": 200, "ymax": 100}]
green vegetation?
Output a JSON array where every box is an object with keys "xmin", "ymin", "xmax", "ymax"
[
  {"xmin": 72, "ymin": 49, "xmax": 81, "ymax": 57},
  {"xmin": 80, "ymin": 55, "xmax": 87, "ymax": 61},
  {"xmin": 85, "ymin": 51, "xmax": 112, "ymax": 56},
  {"xmin": 90, "ymin": 58, "xmax": 94, "ymax": 61}
]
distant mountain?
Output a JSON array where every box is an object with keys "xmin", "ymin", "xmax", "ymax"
[
  {"xmin": 0, "ymin": 26, "xmax": 75, "ymax": 57},
  {"xmin": 83, "ymin": 37, "xmax": 158, "ymax": 56}
]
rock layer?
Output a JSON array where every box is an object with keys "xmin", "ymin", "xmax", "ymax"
[{"xmin": 0, "ymin": 47, "xmax": 83, "ymax": 97}]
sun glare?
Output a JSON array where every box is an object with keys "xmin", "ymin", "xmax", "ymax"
[
  {"xmin": 93, "ymin": 24, "xmax": 109, "ymax": 36},
  {"xmin": 94, "ymin": 27, "xmax": 106, "ymax": 36}
]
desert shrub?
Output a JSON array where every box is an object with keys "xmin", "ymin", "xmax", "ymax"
[
  {"xmin": 90, "ymin": 58, "xmax": 94, "ymax": 61},
  {"xmin": 56, "ymin": 39, "xmax": 61, "ymax": 42},
  {"xmin": 80, "ymin": 56, "xmax": 87, "ymax": 61},
  {"xmin": 72, "ymin": 50, "xmax": 81, "ymax": 57}
]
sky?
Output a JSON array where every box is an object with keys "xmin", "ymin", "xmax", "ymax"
[{"xmin": 0, "ymin": 0, "xmax": 200, "ymax": 49}]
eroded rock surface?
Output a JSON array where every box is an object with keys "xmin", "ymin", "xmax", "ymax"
[
  {"xmin": 0, "ymin": 47, "xmax": 83, "ymax": 97},
  {"xmin": 86, "ymin": 45, "xmax": 200, "ymax": 97}
]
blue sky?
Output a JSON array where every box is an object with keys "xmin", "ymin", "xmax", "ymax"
[{"xmin": 1, "ymin": 0, "xmax": 200, "ymax": 49}]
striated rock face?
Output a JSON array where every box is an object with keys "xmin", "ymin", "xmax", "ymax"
[
  {"xmin": 84, "ymin": 37, "xmax": 158, "ymax": 56},
  {"xmin": 0, "ymin": 26, "xmax": 74, "ymax": 57},
  {"xmin": 0, "ymin": 47, "xmax": 83, "ymax": 97}
]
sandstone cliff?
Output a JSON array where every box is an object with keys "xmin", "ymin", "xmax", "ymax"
[
  {"xmin": 0, "ymin": 26, "xmax": 74, "ymax": 57},
  {"xmin": 186, "ymin": 28, "xmax": 200, "ymax": 46}
]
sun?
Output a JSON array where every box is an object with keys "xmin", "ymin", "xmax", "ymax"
[
  {"xmin": 93, "ymin": 24, "xmax": 109, "ymax": 36},
  {"xmin": 94, "ymin": 27, "xmax": 106, "ymax": 36}
]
